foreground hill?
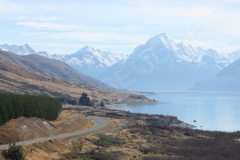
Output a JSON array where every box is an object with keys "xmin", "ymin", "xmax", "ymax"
[
  {"xmin": 192, "ymin": 59, "xmax": 240, "ymax": 91},
  {"xmin": 0, "ymin": 50, "xmax": 151, "ymax": 105},
  {"xmin": 0, "ymin": 50, "xmax": 110, "ymax": 89}
]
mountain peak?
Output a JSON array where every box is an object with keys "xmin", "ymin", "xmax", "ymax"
[
  {"xmin": 23, "ymin": 43, "xmax": 30, "ymax": 47},
  {"xmin": 0, "ymin": 43, "xmax": 36, "ymax": 55},
  {"xmin": 73, "ymin": 46, "xmax": 103, "ymax": 59},
  {"xmin": 21, "ymin": 43, "xmax": 36, "ymax": 53},
  {"xmin": 146, "ymin": 33, "xmax": 173, "ymax": 49},
  {"xmin": 82, "ymin": 45, "xmax": 95, "ymax": 52},
  {"xmin": 149, "ymin": 33, "xmax": 169, "ymax": 42},
  {"xmin": 156, "ymin": 33, "xmax": 168, "ymax": 39},
  {"xmin": 68, "ymin": 46, "xmax": 126, "ymax": 73}
]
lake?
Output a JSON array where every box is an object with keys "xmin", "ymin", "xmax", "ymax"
[{"xmin": 107, "ymin": 92, "xmax": 240, "ymax": 132}]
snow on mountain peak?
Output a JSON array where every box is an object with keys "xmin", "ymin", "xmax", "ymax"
[
  {"xmin": 130, "ymin": 34, "xmax": 234, "ymax": 65},
  {"xmin": 131, "ymin": 34, "xmax": 204, "ymax": 64},
  {"xmin": 81, "ymin": 45, "xmax": 97, "ymax": 54},
  {"xmin": 0, "ymin": 43, "xmax": 36, "ymax": 55},
  {"xmin": 70, "ymin": 45, "xmax": 127, "ymax": 67},
  {"xmin": 146, "ymin": 33, "xmax": 173, "ymax": 49},
  {"xmin": 227, "ymin": 50, "xmax": 240, "ymax": 63}
]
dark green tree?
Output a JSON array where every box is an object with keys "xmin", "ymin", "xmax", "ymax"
[
  {"xmin": 100, "ymin": 100, "xmax": 105, "ymax": 107},
  {"xmin": 0, "ymin": 93, "xmax": 62, "ymax": 125},
  {"xmin": 78, "ymin": 92, "xmax": 91, "ymax": 106}
]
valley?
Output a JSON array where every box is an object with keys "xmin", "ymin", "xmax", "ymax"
[
  {"xmin": 1, "ymin": 0, "xmax": 240, "ymax": 159},
  {"xmin": 1, "ymin": 29, "xmax": 240, "ymax": 160}
]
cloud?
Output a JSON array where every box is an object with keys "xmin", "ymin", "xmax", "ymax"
[
  {"xmin": 16, "ymin": 21, "xmax": 78, "ymax": 30},
  {"xmin": 17, "ymin": 16, "xmax": 60, "ymax": 21},
  {"xmin": 49, "ymin": 31, "xmax": 148, "ymax": 43},
  {"xmin": 0, "ymin": 0, "xmax": 22, "ymax": 13}
]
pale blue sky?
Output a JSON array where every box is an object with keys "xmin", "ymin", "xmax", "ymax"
[{"xmin": 0, "ymin": 0, "xmax": 240, "ymax": 54}]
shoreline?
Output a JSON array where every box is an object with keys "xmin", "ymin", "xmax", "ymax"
[
  {"xmin": 2, "ymin": 104, "xmax": 240, "ymax": 160},
  {"xmin": 105, "ymin": 101, "xmax": 239, "ymax": 133},
  {"xmin": 105, "ymin": 104, "xmax": 196, "ymax": 130}
]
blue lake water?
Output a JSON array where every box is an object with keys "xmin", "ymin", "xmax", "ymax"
[{"xmin": 107, "ymin": 92, "xmax": 240, "ymax": 132}]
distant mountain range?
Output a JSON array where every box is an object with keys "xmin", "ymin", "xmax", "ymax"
[
  {"xmin": 0, "ymin": 50, "xmax": 110, "ymax": 89},
  {"xmin": 98, "ymin": 34, "xmax": 240, "ymax": 91},
  {"xmin": 0, "ymin": 44, "xmax": 36, "ymax": 55},
  {"xmin": 0, "ymin": 44, "xmax": 127, "ymax": 77},
  {"xmin": 1, "ymin": 33, "xmax": 240, "ymax": 92},
  {"xmin": 192, "ymin": 57, "xmax": 240, "ymax": 91},
  {"xmin": 54, "ymin": 46, "xmax": 127, "ymax": 77}
]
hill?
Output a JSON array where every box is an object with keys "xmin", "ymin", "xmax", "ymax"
[
  {"xmin": 0, "ymin": 50, "xmax": 151, "ymax": 105},
  {"xmin": 0, "ymin": 50, "xmax": 110, "ymax": 89}
]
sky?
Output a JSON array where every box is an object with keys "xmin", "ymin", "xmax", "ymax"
[{"xmin": 0, "ymin": 0, "xmax": 240, "ymax": 55}]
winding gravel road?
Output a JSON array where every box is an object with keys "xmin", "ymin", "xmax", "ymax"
[{"xmin": 0, "ymin": 116, "xmax": 108, "ymax": 150}]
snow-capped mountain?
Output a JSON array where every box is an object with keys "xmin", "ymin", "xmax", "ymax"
[
  {"xmin": 0, "ymin": 44, "xmax": 54, "ymax": 58},
  {"xmin": 2, "ymin": 34, "xmax": 240, "ymax": 92},
  {"xmin": 98, "ymin": 34, "xmax": 235, "ymax": 91},
  {"xmin": 60, "ymin": 46, "xmax": 127, "ymax": 77},
  {"xmin": 0, "ymin": 44, "xmax": 36, "ymax": 55},
  {"xmin": 192, "ymin": 58, "xmax": 240, "ymax": 91},
  {"xmin": 0, "ymin": 44, "xmax": 127, "ymax": 78},
  {"xmin": 228, "ymin": 50, "xmax": 240, "ymax": 64}
]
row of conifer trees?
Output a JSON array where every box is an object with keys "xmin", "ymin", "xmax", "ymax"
[{"xmin": 0, "ymin": 93, "xmax": 62, "ymax": 125}]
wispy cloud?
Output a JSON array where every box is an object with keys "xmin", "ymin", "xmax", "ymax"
[
  {"xmin": 1, "ymin": 0, "xmax": 240, "ymax": 54},
  {"xmin": 49, "ymin": 31, "xmax": 148, "ymax": 43},
  {"xmin": 16, "ymin": 21, "xmax": 78, "ymax": 30},
  {"xmin": 0, "ymin": 0, "xmax": 22, "ymax": 13},
  {"xmin": 17, "ymin": 16, "xmax": 60, "ymax": 21}
]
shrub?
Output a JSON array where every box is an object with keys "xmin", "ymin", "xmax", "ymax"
[
  {"xmin": 143, "ymin": 156, "xmax": 177, "ymax": 160},
  {"xmin": 63, "ymin": 150, "xmax": 124, "ymax": 160},
  {"xmin": 1, "ymin": 143, "xmax": 25, "ymax": 160},
  {"xmin": 139, "ymin": 146, "xmax": 161, "ymax": 154},
  {"xmin": 92, "ymin": 134, "xmax": 126, "ymax": 147},
  {"xmin": 90, "ymin": 150, "xmax": 124, "ymax": 160},
  {"xmin": 129, "ymin": 94, "xmax": 146, "ymax": 99},
  {"xmin": 71, "ymin": 139, "xmax": 84, "ymax": 156},
  {"xmin": 58, "ymin": 96, "xmax": 77, "ymax": 105}
]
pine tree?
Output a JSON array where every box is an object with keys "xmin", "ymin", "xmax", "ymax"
[
  {"xmin": 0, "ymin": 93, "xmax": 62, "ymax": 125},
  {"xmin": 100, "ymin": 100, "xmax": 105, "ymax": 107},
  {"xmin": 79, "ymin": 92, "xmax": 91, "ymax": 106}
]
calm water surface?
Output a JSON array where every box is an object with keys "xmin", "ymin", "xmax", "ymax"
[{"xmin": 107, "ymin": 93, "xmax": 240, "ymax": 132}]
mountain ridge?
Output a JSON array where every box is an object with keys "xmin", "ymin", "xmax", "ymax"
[
  {"xmin": 0, "ymin": 44, "xmax": 127, "ymax": 77},
  {"xmin": 0, "ymin": 50, "xmax": 111, "ymax": 89},
  {"xmin": 98, "ymin": 34, "xmax": 239, "ymax": 91},
  {"xmin": 2, "ymin": 33, "xmax": 240, "ymax": 91},
  {"xmin": 192, "ymin": 58, "xmax": 240, "ymax": 91}
]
